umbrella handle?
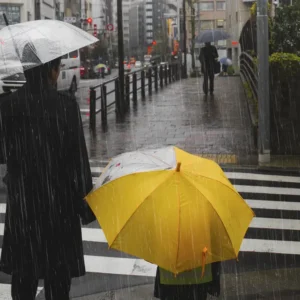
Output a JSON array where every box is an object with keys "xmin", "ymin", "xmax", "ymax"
[
  {"xmin": 200, "ymin": 247, "xmax": 208, "ymax": 279},
  {"xmin": 3, "ymin": 13, "xmax": 8, "ymax": 26}
]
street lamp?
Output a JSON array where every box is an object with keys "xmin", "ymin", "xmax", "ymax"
[
  {"xmin": 117, "ymin": 0, "xmax": 125, "ymax": 115},
  {"xmin": 182, "ymin": 0, "xmax": 188, "ymax": 79}
]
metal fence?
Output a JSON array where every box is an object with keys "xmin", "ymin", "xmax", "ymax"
[
  {"xmin": 240, "ymin": 52, "xmax": 258, "ymax": 102},
  {"xmin": 89, "ymin": 62, "xmax": 181, "ymax": 131}
]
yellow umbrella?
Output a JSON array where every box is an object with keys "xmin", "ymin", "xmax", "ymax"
[
  {"xmin": 86, "ymin": 146, "xmax": 255, "ymax": 275},
  {"xmin": 95, "ymin": 63, "xmax": 105, "ymax": 69}
]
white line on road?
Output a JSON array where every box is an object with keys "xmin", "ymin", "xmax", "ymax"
[
  {"xmin": 245, "ymin": 199, "xmax": 300, "ymax": 211},
  {"xmin": 225, "ymin": 172, "xmax": 300, "ymax": 183},
  {"xmin": 251, "ymin": 218, "xmax": 300, "ymax": 231},
  {"xmin": 91, "ymin": 167, "xmax": 104, "ymax": 174},
  {"xmin": 0, "ymin": 283, "xmax": 43, "ymax": 299},
  {"xmin": 234, "ymin": 185, "xmax": 300, "ymax": 196}
]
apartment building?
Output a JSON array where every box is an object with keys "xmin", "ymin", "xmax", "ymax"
[
  {"xmin": 225, "ymin": 0, "xmax": 253, "ymax": 71},
  {"xmin": 129, "ymin": 1, "xmax": 145, "ymax": 58},
  {"xmin": 188, "ymin": 0, "xmax": 226, "ymax": 53},
  {"xmin": 0, "ymin": 0, "xmax": 63, "ymax": 28}
]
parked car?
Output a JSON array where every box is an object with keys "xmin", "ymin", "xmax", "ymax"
[
  {"xmin": 0, "ymin": 72, "xmax": 26, "ymax": 94},
  {"xmin": 0, "ymin": 50, "xmax": 80, "ymax": 97},
  {"xmin": 80, "ymin": 65, "xmax": 87, "ymax": 79},
  {"xmin": 124, "ymin": 63, "xmax": 131, "ymax": 73}
]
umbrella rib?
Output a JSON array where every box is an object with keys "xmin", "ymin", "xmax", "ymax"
[
  {"xmin": 138, "ymin": 151, "xmax": 174, "ymax": 168},
  {"xmin": 109, "ymin": 171, "xmax": 174, "ymax": 249},
  {"xmin": 181, "ymin": 173, "xmax": 239, "ymax": 259},
  {"xmin": 183, "ymin": 167, "xmax": 240, "ymax": 196}
]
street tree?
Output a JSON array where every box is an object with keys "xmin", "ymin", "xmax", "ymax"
[{"xmin": 271, "ymin": 0, "xmax": 300, "ymax": 55}]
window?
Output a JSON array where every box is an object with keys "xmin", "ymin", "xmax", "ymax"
[
  {"xmin": 200, "ymin": 20, "xmax": 214, "ymax": 30},
  {"xmin": 199, "ymin": 2, "xmax": 214, "ymax": 11},
  {"xmin": 69, "ymin": 50, "xmax": 78, "ymax": 58},
  {"xmin": 0, "ymin": 4, "xmax": 20, "ymax": 26},
  {"xmin": 216, "ymin": 19, "xmax": 225, "ymax": 28},
  {"xmin": 216, "ymin": 2, "xmax": 226, "ymax": 10}
]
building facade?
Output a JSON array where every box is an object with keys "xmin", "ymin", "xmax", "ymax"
[
  {"xmin": 0, "ymin": 0, "xmax": 64, "ymax": 29},
  {"xmin": 225, "ymin": 0, "xmax": 253, "ymax": 71},
  {"xmin": 0, "ymin": 0, "xmax": 34, "ymax": 28},
  {"xmin": 129, "ymin": 1, "xmax": 145, "ymax": 59},
  {"xmin": 192, "ymin": 0, "xmax": 227, "ymax": 51}
]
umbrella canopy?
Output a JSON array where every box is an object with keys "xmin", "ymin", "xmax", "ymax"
[
  {"xmin": 86, "ymin": 146, "xmax": 255, "ymax": 275},
  {"xmin": 195, "ymin": 30, "xmax": 230, "ymax": 44},
  {"xmin": 95, "ymin": 63, "xmax": 106, "ymax": 69},
  {"xmin": 219, "ymin": 57, "xmax": 232, "ymax": 66},
  {"xmin": 0, "ymin": 19, "xmax": 98, "ymax": 80}
]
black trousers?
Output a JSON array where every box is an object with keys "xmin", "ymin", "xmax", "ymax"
[
  {"xmin": 203, "ymin": 70, "xmax": 214, "ymax": 94},
  {"xmin": 11, "ymin": 274, "xmax": 71, "ymax": 300}
]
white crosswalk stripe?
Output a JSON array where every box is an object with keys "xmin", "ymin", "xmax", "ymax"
[{"xmin": 0, "ymin": 162, "xmax": 299, "ymax": 297}]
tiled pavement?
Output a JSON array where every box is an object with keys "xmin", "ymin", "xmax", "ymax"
[{"xmin": 82, "ymin": 76, "xmax": 257, "ymax": 165}]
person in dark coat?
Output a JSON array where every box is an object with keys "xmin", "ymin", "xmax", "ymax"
[
  {"xmin": 199, "ymin": 42, "xmax": 218, "ymax": 95},
  {"xmin": 154, "ymin": 262, "xmax": 221, "ymax": 300},
  {"xmin": 0, "ymin": 52, "xmax": 94, "ymax": 299}
]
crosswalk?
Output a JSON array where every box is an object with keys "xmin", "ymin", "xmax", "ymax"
[{"xmin": 0, "ymin": 162, "xmax": 299, "ymax": 297}]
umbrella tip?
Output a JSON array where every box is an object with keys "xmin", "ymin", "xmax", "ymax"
[{"xmin": 176, "ymin": 162, "xmax": 181, "ymax": 172}]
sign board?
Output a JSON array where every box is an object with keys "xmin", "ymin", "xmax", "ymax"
[
  {"xmin": 64, "ymin": 17, "xmax": 77, "ymax": 23},
  {"xmin": 106, "ymin": 24, "xmax": 114, "ymax": 31},
  {"xmin": 231, "ymin": 41, "xmax": 239, "ymax": 46}
]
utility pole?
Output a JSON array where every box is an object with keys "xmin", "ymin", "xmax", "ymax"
[
  {"xmin": 257, "ymin": 0, "xmax": 270, "ymax": 163},
  {"xmin": 182, "ymin": 0, "xmax": 188, "ymax": 78},
  {"xmin": 117, "ymin": 0, "xmax": 125, "ymax": 115}
]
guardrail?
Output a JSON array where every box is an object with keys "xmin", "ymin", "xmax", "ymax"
[
  {"xmin": 89, "ymin": 62, "xmax": 181, "ymax": 131},
  {"xmin": 240, "ymin": 52, "xmax": 258, "ymax": 102}
]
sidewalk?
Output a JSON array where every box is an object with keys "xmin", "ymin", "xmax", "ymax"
[{"xmin": 83, "ymin": 76, "xmax": 257, "ymax": 166}]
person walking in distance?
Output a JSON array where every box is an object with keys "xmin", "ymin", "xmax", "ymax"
[
  {"xmin": 0, "ymin": 44, "xmax": 95, "ymax": 300},
  {"xmin": 199, "ymin": 42, "xmax": 218, "ymax": 95}
]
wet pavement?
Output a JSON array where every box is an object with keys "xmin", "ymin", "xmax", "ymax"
[{"xmin": 82, "ymin": 76, "xmax": 257, "ymax": 165}]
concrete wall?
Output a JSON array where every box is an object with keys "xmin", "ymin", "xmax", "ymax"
[{"xmin": 226, "ymin": 0, "xmax": 253, "ymax": 72}]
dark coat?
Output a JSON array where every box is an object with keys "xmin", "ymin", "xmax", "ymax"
[
  {"xmin": 199, "ymin": 45, "xmax": 218, "ymax": 75},
  {"xmin": 0, "ymin": 83, "xmax": 93, "ymax": 279},
  {"xmin": 154, "ymin": 263, "xmax": 221, "ymax": 299}
]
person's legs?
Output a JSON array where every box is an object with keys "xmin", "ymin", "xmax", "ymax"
[
  {"xmin": 203, "ymin": 70, "xmax": 209, "ymax": 94},
  {"xmin": 209, "ymin": 72, "xmax": 215, "ymax": 94},
  {"xmin": 11, "ymin": 274, "xmax": 39, "ymax": 300},
  {"xmin": 44, "ymin": 274, "xmax": 71, "ymax": 300}
]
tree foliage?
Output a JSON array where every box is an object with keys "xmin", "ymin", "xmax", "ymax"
[{"xmin": 271, "ymin": 0, "xmax": 300, "ymax": 55}]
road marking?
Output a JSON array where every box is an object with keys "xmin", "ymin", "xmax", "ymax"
[
  {"xmin": 91, "ymin": 167, "xmax": 104, "ymax": 174},
  {"xmin": 198, "ymin": 154, "xmax": 237, "ymax": 164},
  {"xmin": 245, "ymin": 199, "xmax": 300, "ymax": 211},
  {"xmin": 240, "ymin": 239, "xmax": 300, "ymax": 256},
  {"xmin": 251, "ymin": 218, "xmax": 300, "ymax": 231},
  {"xmin": 235, "ymin": 185, "xmax": 300, "ymax": 196},
  {"xmin": 225, "ymin": 172, "xmax": 300, "ymax": 183},
  {"xmin": 0, "ymin": 283, "xmax": 43, "ymax": 299}
]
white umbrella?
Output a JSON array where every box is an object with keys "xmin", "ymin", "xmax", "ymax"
[{"xmin": 0, "ymin": 19, "xmax": 98, "ymax": 80}]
